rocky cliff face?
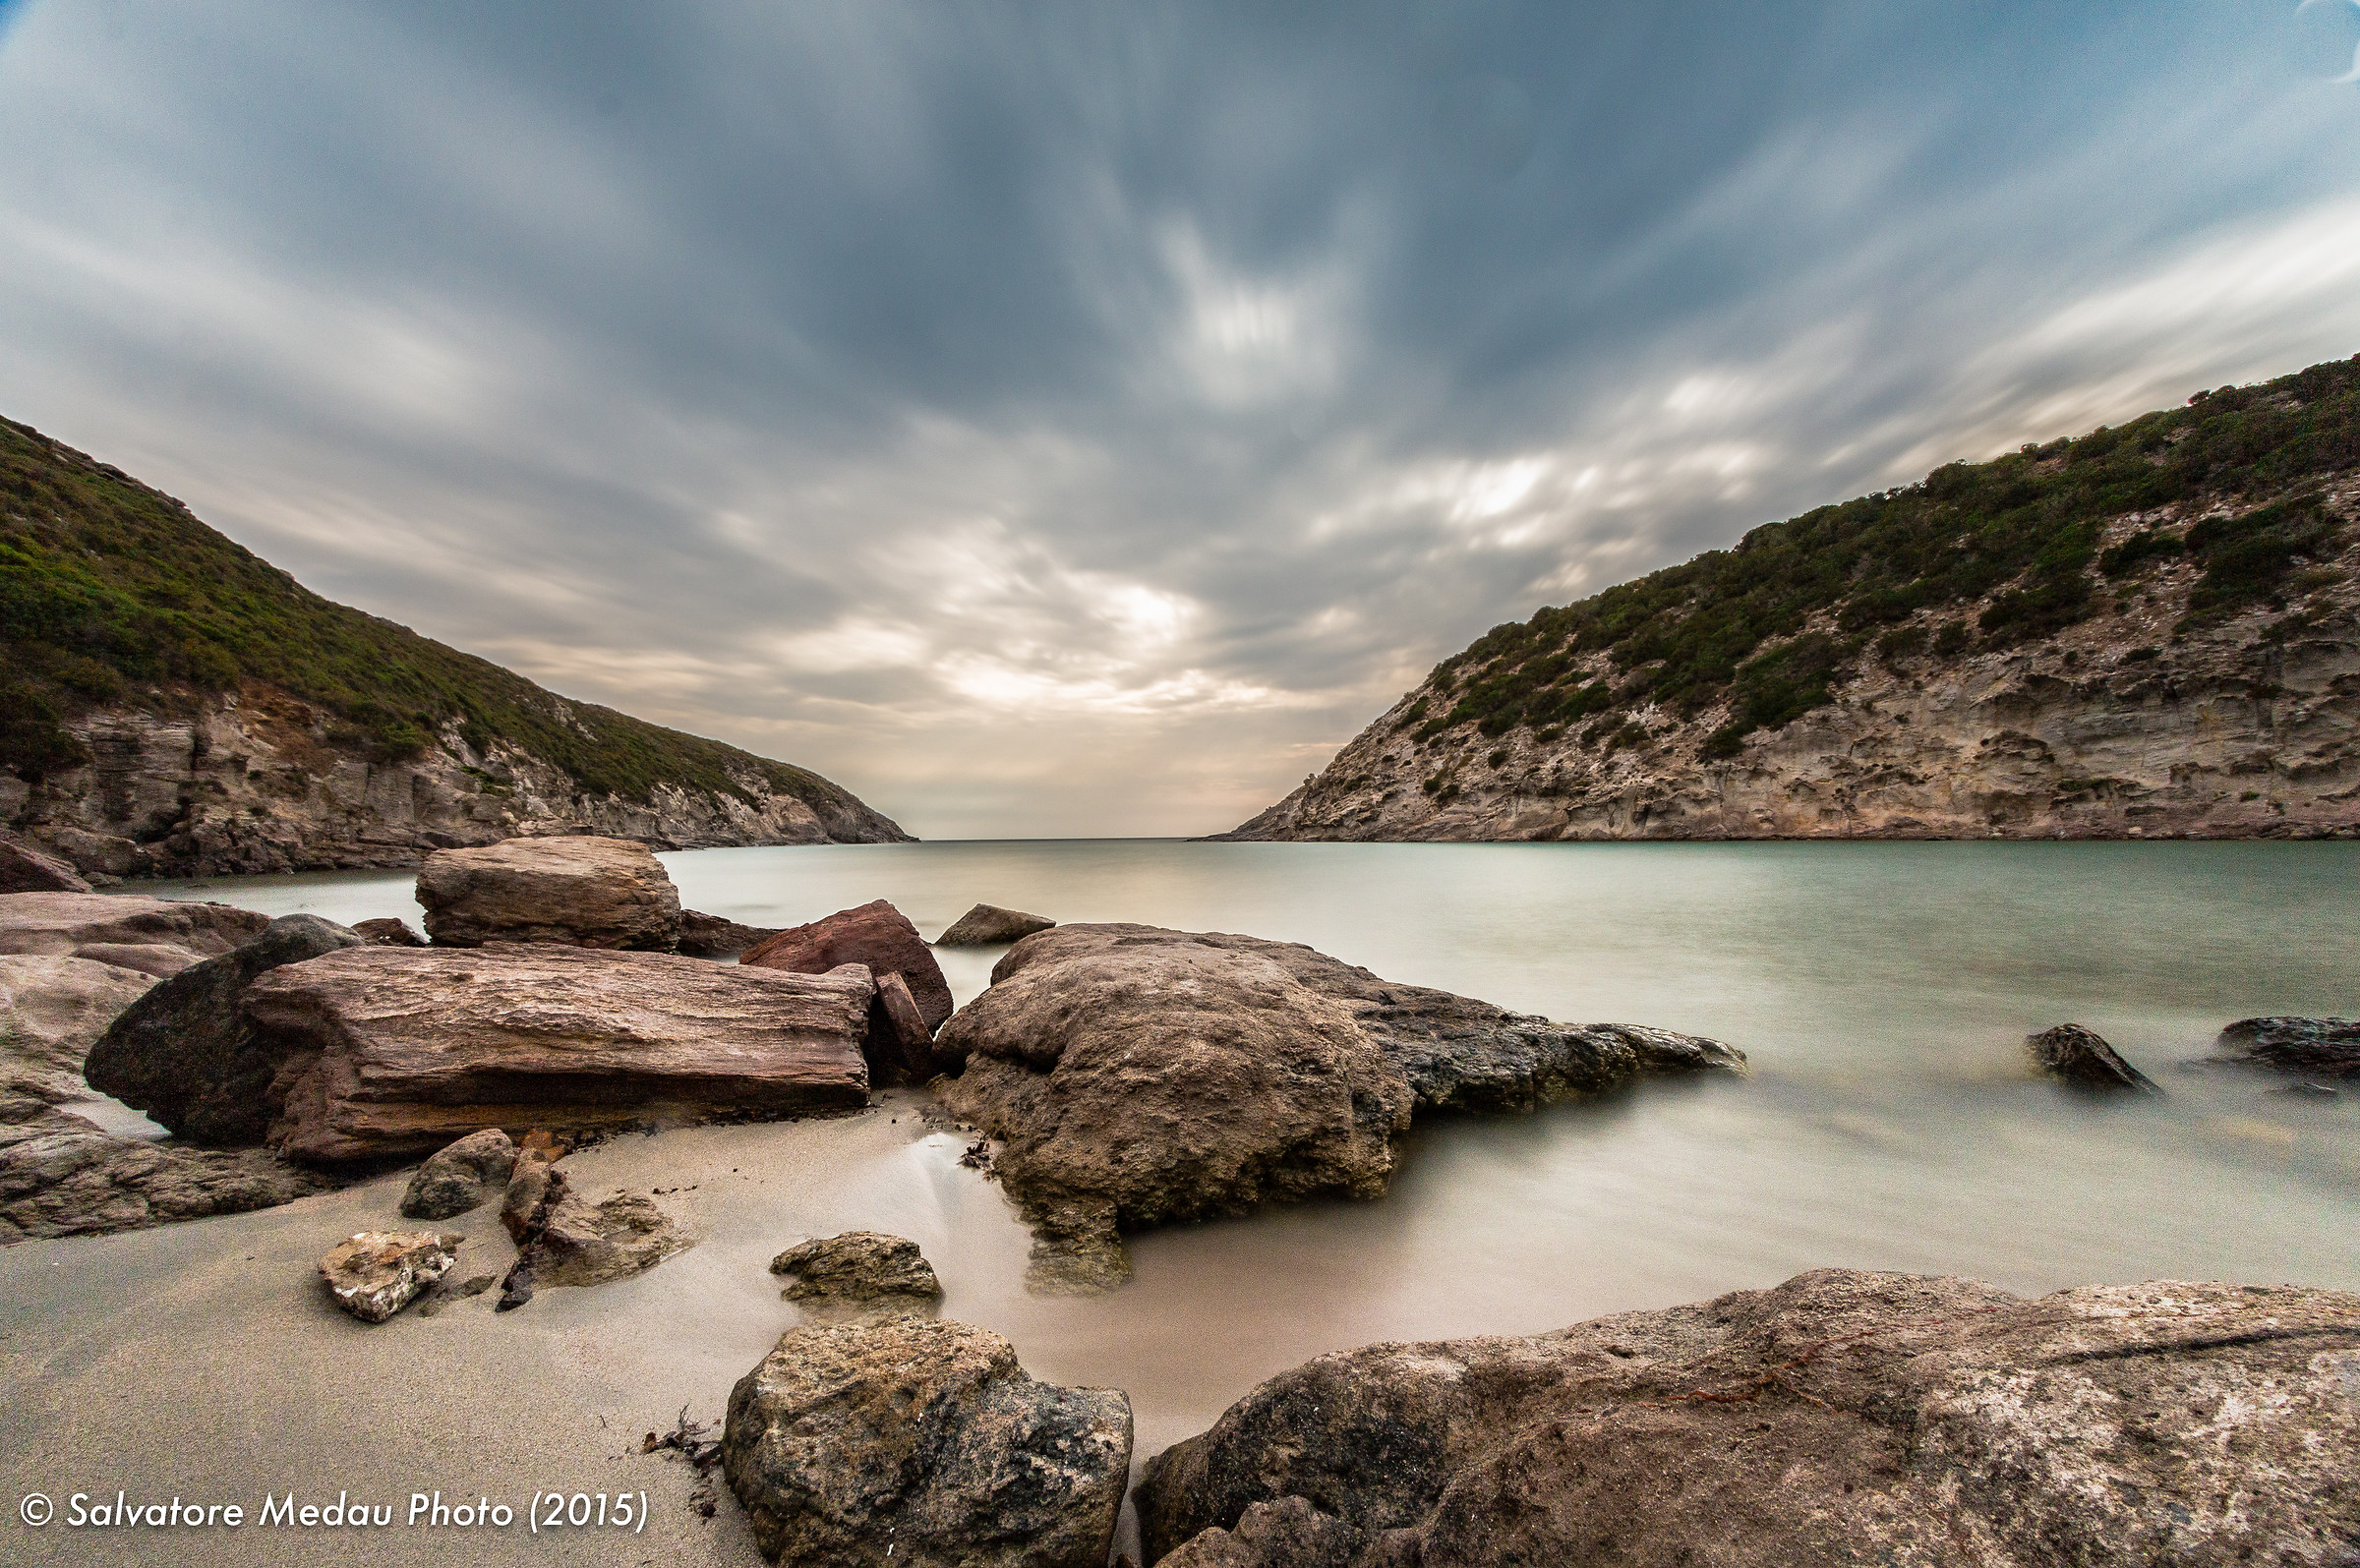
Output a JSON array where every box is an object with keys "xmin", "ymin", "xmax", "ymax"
[
  {"xmin": 1225, "ymin": 477, "xmax": 2360, "ymax": 842},
  {"xmin": 0, "ymin": 681, "xmax": 909, "ymax": 879}
]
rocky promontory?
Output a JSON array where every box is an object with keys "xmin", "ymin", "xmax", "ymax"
[{"xmin": 1224, "ymin": 358, "xmax": 2360, "ymax": 842}]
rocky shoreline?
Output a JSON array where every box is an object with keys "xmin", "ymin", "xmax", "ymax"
[{"xmin": 1, "ymin": 839, "xmax": 2353, "ymax": 1564}]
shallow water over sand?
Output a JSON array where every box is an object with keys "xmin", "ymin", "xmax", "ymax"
[{"xmin": 11, "ymin": 840, "xmax": 2352, "ymax": 1564}]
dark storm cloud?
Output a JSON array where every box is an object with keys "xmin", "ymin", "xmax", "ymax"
[{"xmin": 3, "ymin": 2, "xmax": 2359, "ymax": 835}]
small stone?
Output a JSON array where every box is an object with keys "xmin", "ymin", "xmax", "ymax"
[
  {"xmin": 2026, "ymin": 1023, "xmax": 2162, "ymax": 1093},
  {"xmin": 934, "ymin": 903, "xmax": 1057, "ymax": 947},
  {"xmin": 770, "ymin": 1231, "xmax": 943, "ymax": 1320},
  {"xmin": 351, "ymin": 917, "xmax": 427, "ymax": 947},
  {"xmin": 320, "ymin": 1230, "xmax": 458, "ymax": 1323},
  {"xmin": 398, "ymin": 1129, "xmax": 518, "ymax": 1220}
]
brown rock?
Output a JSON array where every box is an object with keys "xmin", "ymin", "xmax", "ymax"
[
  {"xmin": 1136, "ymin": 1268, "xmax": 2360, "ymax": 1567},
  {"xmin": 870, "ymin": 970, "xmax": 937, "ymax": 1084},
  {"xmin": 742, "ymin": 899, "xmax": 953, "ymax": 1029},
  {"xmin": 723, "ymin": 1315, "xmax": 1130, "ymax": 1567},
  {"xmin": 319, "ymin": 1230, "xmax": 459, "ymax": 1322},
  {"xmin": 351, "ymin": 916, "xmax": 427, "ymax": 947},
  {"xmin": 0, "ymin": 892, "xmax": 270, "ymax": 974},
  {"xmin": 243, "ymin": 944, "xmax": 873, "ymax": 1164},
  {"xmin": 677, "ymin": 909, "xmax": 785, "ymax": 958},
  {"xmin": 934, "ymin": 902, "xmax": 1056, "ymax": 946},
  {"xmin": 398, "ymin": 1128, "xmax": 517, "ymax": 1220},
  {"xmin": 0, "ymin": 1097, "xmax": 339, "ymax": 1244},
  {"xmin": 932, "ymin": 924, "xmax": 1742, "ymax": 1288},
  {"xmin": 2027, "ymin": 1023, "xmax": 2161, "ymax": 1092},
  {"xmin": 415, "ymin": 836, "xmax": 681, "ymax": 950},
  {"xmin": 0, "ymin": 954, "xmax": 155, "ymax": 1104},
  {"xmin": 0, "ymin": 835, "xmax": 92, "ymax": 894},
  {"xmin": 770, "ymin": 1230, "xmax": 943, "ymax": 1319},
  {"xmin": 498, "ymin": 1154, "xmax": 685, "ymax": 1294}
]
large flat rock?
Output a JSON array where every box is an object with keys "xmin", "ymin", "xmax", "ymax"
[
  {"xmin": 0, "ymin": 892, "xmax": 270, "ymax": 975},
  {"xmin": 244, "ymin": 944, "xmax": 873, "ymax": 1163},
  {"xmin": 0, "ymin": 1093, "xmax": 338, "ymax": 1245},
  {"xmin": 416, "ymin": 835, "xmax": 681, "ymax": 950},
  {"xmin": 933, "ymin": 924, "xmax": 1742, "ymax": 1287},
  {"xmin": 0, "ymin": 954, "xmax": 155, "ymax": 1103},
  {"xmin": 1137, "ymin": 1267, "xmax": 2360, "ymax": 1567}
]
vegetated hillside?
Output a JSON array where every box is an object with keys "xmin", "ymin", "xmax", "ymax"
[
  {"xmin": 0, "ymin": 416, "xmax": 911, "ymax": 876},
  {"xmin": 1224, "ymin": 353, "xmax": 2360, "ymax": 842}
]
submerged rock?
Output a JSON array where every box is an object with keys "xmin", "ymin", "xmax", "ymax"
[
  {"xmin": 351, "ymin": 916, "xmax": 426, "ymax": 947},
  {"xmin": 723, "ymin": 1315, "xmax": 1130, "ymax": 1567},
  {"xmin": 742, "ymin": 899, "xmax": 954, "ymax": 1031},
  {"xmin": 2026, "ymin": 1022, "xmax": 2161, "ymax": 1092},
  {"xmin": 2212, "ymin": 1016, "xmax": 2360, "ymax": 1078},
  {"xmin": 0, "ymin": 1095, "xmax": 337, "ymax": 1244},
  {"xmin": 0, "ymin": 953, "xmax": 155, "ymax": 1103},
  {"xmin": 416, "ymin": 835, "xmax": 681, "ymax": 951},
  {"xmin": 1136, "ymin": 1267, "xmax": 2360, "ymax": 1567},
  {"xmin": 398, "ymin": 1128, "xmax": 518, "ymax": 1220},
  {"xmin": 242, "ymin": 944, "xmax": 872, "ymax": 1163},
  {"xmin": 0, "ymin": 835, "xmax": 91, "ymax": 894},
  {"xmin": 770, "ymin": 1231, "xmax": 943, "ymax": 1320},
  {"xmin": 935, "ymin": 902, "xmax": 1057, "ymax": 946},
  {"xmin": 319, "ymin": 1230, "xmax": 458, "ymax": 1323},
  {"xmin": 83, "ymin": 914, "xmax": 364, "ymax": 1144},
  {"xmin": 932, "ymin": 924, "xmax": 1742, "ymax": 1288}
]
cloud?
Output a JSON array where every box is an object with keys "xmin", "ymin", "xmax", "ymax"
[{"xmin": 0, "ymin": 1, "xmax": 2356, "ymax": 837}]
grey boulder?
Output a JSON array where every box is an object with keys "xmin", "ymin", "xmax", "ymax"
[
  {"xmin": 82, "ymin": 913, "xmax": 364, "ymax": 1144},
  {"xmin": 723, "ymin": 1315, "xmax": 1130, "ymax": 1567},
  {"xmin": 771, "ymin": 1230, "xmax": 943, "ymax": 1320},
  {"xmin": 398, "ymin": 1128, "xmax": 518, "ymax": 1220},
  {"xmin": 934, "ymin": 902, "xmax": 1057, "ymax": 946},
  {"xmin": 1137, "ymin": 1267, "xmax": 2360, "ymax": 1567}
]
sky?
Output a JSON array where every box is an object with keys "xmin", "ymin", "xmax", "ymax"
[{"xmin": 3, "ymin": 2, "xmax": 2360, "ymax": 839}]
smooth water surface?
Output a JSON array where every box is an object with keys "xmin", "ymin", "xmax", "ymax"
[{"xmin": 139, "ymin": 841, "xmax": 2360, "ymax": 1480}]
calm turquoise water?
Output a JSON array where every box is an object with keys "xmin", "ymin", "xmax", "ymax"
[{"xmin": 146, "ymin": 839, "xmax": 2360, "ymax": 1466}]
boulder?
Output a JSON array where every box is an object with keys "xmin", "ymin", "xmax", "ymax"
[
  {"xmin": 83, "ymin": 914, "xmax": 365, "ymax": 1144},
  {"xmin": 398, "ymin": 1128, "xmax": 518, "ymax": 1220},
  {"xmin": 1135, "ymin": 1267, "xmax": 2360, "ymax": 1567},
  {"xmin": 677, "ymin": 909, "xmax": 785, "ymax": 958},
  {"xmin": 935, "ymin": 902, "xmax": 1057, "ymax": 946},
  {"xmin": 0, "ymin": 834, "xmax": 91, "ymax": 894},
  {"xmin": 2026, "ymin": 1023, "xmax": 2161, "ymax": 1092},
  {"xmin": 319, "ymin": 1230, "xmax": 458, "ymax": 1323},
  {"xmin": 0, "ymin": 1095, "xmax": 338, "ymax": 1245},
  {"xmin": 742, "ymin": 899, "xmax": 953, "ymax": 1030},
  {"xmin": 770, "ymin": 1231, "xmax": 943, "ymax": 1320},
  {"xmin": 870, "ymin": 970, "xmax": 937, "ymax": 1084},
  {"xmin": 0, "ymin": 892, "xmax": 270, "ymax": 974},
  {"xmin": 723, "ymin": 1315, "xmax": 1130, "ymax": 1567},
  {"xmin": 932, "ymin": 924, "xmax": 1742, "ymax": 1287},
  {"xmin": 242, "ymin": 944, "xmax": 873, "ymax": 1163},
  {"xmin": 351, "ymin": 916, "xmax": 427, "ymax": 947},
  {"xmin": 2212, "ymin": 1016, "xmax": 2360, "ymax": 1078},
  {"xmin": 498, "ymin": 1154, "xmax": 685, "ymax": 1296},
  {"xmin": 415, "ymin": 835, "xmax": 680, "ymax": 951},
  {"xmin": 0, "ymin": 954, "xmax": 155, "ymax": 1103}
]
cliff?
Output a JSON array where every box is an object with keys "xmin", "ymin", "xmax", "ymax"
[
  {"xmin": 1224, "ymin": 356, "xmax": 2360, "ymax": 842},
  {"xmin": 1, "ymin": 418, "xmax": 910, "ymax": 877}
]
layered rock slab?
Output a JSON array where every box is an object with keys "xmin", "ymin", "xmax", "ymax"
[
  {"xmin": 416, "ymin": 835, "xmax": 681, "ymax": 950},
  {"xmin": 84, "ymin": 913, "xmax": 364, "ymax": 1143},
  {"xmin": 722, "ymin": 1315, "xmax": 1130, "ymax": 1567},
  {"xmin": 243, "ymin": 945, "xmax": 872, "ymax": 1163},
  {"xmin": 0, "ymin": 892, "xmax": 270, "ymax": 976},
  {"xmin": 0, "ymin": 954, "xmax": 155, "ymax": 1103},
  {"xmin": 932, "ymin": 924, "xmax": 1741, "ymax": 1286},
  {"xmin": 1136, "ymin": 1267, "xmax": 2360, "ymax": 1567}
]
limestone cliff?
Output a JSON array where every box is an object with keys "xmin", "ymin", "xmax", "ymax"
[{"xmin": 1225, "ymin": 362, "xmax": 2360, "ymax": 842}]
